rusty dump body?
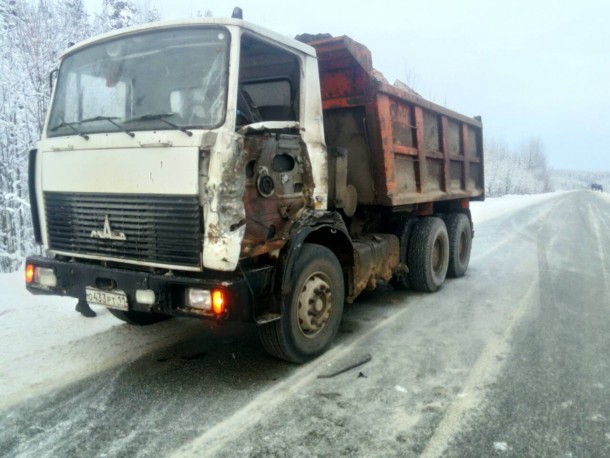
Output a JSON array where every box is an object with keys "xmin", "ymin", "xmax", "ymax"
[{"xmin": 310, "ymin": 36, "xmax": 485, "ymax": 209}]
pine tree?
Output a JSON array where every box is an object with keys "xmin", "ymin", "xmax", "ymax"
[
  {"xmin": 135, "ymin": 0, "xmax": 160, "ymax": 23},
  {"xmin": 0, "ymin": 0, "xmax": 39, "ymax": 271},
  {"xmin": 60, "ymin": 0, "xmax": 89, "ymax": 43},
  {"xmin": 99, "ymin": 0, "xmax": 138, "ymax": 31},
  {"xmin": 485, "ymin": 136, "xmax": 554, "ymax": 197},
  {"xmin": 0, "ymin": 0, "xmax": 178, "ymax": 271}
]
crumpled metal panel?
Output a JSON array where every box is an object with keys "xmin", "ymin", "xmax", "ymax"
[
  {"xmin": 240, "ymin": 132, "xmax": 315, "ymax": 258},
  {"xmin": 202, "ymin": 130, "xmax": 246, "ymax": 271}
]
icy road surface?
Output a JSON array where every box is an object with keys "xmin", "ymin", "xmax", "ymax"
[{"xmin": 1, "ymin": 191, "xmax": 609, "ymax": 457}]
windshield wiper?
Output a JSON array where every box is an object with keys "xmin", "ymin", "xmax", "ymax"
[
  {"xmin": 49, "ymin": 121, "xmax": 90, "ymax": 140},
  {"xmin": 82, "ymin": 116, "xmax": 135, "ymax": 138},
  {"xmin": 50, "ymin": 116, "xmax": 135, "ymax": 138},
  {"xmin": 125, "ymin": 113, "xmax": 193, "ymax": 137}
]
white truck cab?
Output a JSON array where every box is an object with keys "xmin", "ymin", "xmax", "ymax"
[{"xmin": 34, "ymin": 18, "xmax": 327, "ymax": 272}]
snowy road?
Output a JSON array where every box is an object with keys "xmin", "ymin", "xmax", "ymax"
[{"xmin": 1, "ymin": 191, "xmax": 609, "ymax": 457}]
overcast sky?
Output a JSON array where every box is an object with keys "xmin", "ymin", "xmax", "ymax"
[{"xmin": 87, "ymin": 0, "xmax": 609, "ymax": 171}]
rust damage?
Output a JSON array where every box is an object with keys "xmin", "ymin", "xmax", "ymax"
[
  {"xmin": 351, "ymin": 234, "xmax": 399, "ymax": 300},
  {"xmin": 307, "ymin": 35, "xmax": 484, "ymax": 208},
  {"xmin": 239, "ymin": 128, "xmax": 315, "ymax": 258},
  {"xmin": 202, "ymin": 130, "xmax": 247, "ymax": 271}
]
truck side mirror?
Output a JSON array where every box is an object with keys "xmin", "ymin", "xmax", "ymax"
[{"xmin": 49, "ymin": 68, "xmax": 58, "ymax": 95}]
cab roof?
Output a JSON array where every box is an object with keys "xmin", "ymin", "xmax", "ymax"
[{"xmin": 62, "ymin": 17, "xmax": 317, "ymax": 59}]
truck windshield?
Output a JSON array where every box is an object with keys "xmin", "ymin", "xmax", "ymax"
[{"xmin": 48, "ymin": 27, "xmax": 229, "ymax": 137}]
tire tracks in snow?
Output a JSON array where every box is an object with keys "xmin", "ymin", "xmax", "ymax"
[
  {"xmin": 470, "ymin": 193, "xmax": 568, "ymax": 265},
  {"xmin": 0, "ymin": 318, "xmax": 204, "ymax": 411},
  {"xmin": 585, "ymin": 198, "xmax": 610, "ymax": 299},
  {"xmin": 172, "ymin": 301, "xmax": 420, "ymax": 457},
  {"xmin": 419, "ymin": 270, "xmax": 540, "ymax": 457},
  {"xmin": 420, "ymin": 193, "xmax": 568, "ymax": 457},
  {"xmin": 421, "ymin": 191, "xmax": 599, "ymax": 457}
]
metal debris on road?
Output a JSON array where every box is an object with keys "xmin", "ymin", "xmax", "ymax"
[{"xmin": 317, "ymin": 353, "xmax": 372, "ymax": 379}]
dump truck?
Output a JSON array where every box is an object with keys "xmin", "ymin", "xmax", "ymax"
[{"xmin": 25, "ymin": 14, "xmax": 484, "ymax": 363}]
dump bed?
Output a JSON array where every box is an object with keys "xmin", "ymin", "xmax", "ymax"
[{"xmin": 309, "ymin": 36, "xmax": 485, "ymax": 208}]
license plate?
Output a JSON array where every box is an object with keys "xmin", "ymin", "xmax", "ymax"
[{"xmin": 86, "ymin": 287, "xmax": 128, "ymax": 310}]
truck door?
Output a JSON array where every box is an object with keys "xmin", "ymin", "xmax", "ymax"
[{"xmin": 237, "ymin": 34, "xmax": 313, "ymax": 258}]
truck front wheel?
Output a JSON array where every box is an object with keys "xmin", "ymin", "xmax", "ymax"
[
  {"xmin": 407, "ymin": 217, "xmax": 449, "ymax": 292},
  {"xmin": 259, "ymin": 244, "xmax": 345, "ymax": 363}
]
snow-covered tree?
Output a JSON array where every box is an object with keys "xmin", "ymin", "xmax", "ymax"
[
  {"xmin": 59, "ymin": 0, "xmax": 89, "ymax": 44},
  {"xmin": 135, "ymin": 0, "xmax": 160, "ymax": 23},
  {"xmin": 96, "ymin": 0, "xmax": 159, "ymax": 33},
  {"xmin": 520, "ymin": 137, "xmax": 552, "ymax": 193},
  {"xmin": 195, "ymin": 8, "xmax": 213, "ymax": 18},
  {"xmin": 99, "ymin": 0, "xmax": 138, "ymax": 30},
  {"xmin": 485, "ymin": 136, "xmax": 554, "ymax": 197},
  {"xmin": 0, "ymin": 0, "xmax": 163, "ymax": 272}
]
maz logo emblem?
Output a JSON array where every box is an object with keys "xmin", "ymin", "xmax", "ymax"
[{"xmin": 90, "ymin": 215, "xmax": 127, "ymax": 241}]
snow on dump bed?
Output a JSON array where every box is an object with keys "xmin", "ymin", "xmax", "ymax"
[{"xmin": 0, "ymin": 192, "xmax": 566, "ymax": 410}]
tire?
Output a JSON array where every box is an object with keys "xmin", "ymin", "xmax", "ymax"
[
  {"xmin": 407, "ymin": 217, "xmax": 449, "ymax": 292},
  {"xmin": 446, "ymin": 213, "xmax": 472, "ymax": 278},
  {"xmin": 388, "ymin": 218, "xmax": 417, "ymax": 290},
  {"xmin": 109, "ymin": 308, "xmax": 172, "ymax": 326},
  {"xmin": 259, "ymin": 244, "xmax": 345, "ymax": 363}
]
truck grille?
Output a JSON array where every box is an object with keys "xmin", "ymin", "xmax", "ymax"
[{"xmin": 44, "ymin": 192, "xmax": 202, "ymax": 268}]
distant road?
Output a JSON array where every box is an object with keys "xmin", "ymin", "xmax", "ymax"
[{"xmin": 1, "ymin": 191, "xmax": 608, "ymax": 457}]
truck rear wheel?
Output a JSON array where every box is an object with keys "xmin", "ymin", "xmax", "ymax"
[
  {"xmin": 109, "ymin": 309, "xmax": 172, "ymax": 326},
  {"xmin": 259, "ymin": 243, "xmax": 344, "ymax": 363},
  {"xmin": 407, "ymin": 217, "xmax": 449, "ymax": 292},
  {"xmin": 446, "ymin": 213, "xmax": 472, "ymax": 278}
]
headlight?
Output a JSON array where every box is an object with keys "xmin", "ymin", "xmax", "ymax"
[
  {"xmin": 187, "ymin": 288, "xmax": 212, "ymax": 310},
  {"xmin": 187, "ymin": 288, "xmax": 226, "ymax": 315}
]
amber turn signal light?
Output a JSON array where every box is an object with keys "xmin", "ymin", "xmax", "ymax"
[
  {"xmin": 26, "ymin": 264, "xmax": 35, "ymax": 284},
  {"xmin": 212, "ymin": 289, "xmax": 225, "ymax": 315}
]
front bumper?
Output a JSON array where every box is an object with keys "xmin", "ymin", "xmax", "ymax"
[{"xmin": 25, "ymin": 255, "xmax": 262, "ymax": 321}]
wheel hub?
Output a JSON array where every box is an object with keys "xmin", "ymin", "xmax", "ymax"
[{"xmin": 297, "ymin": 274, "xmax": 333, "ymax": 338}]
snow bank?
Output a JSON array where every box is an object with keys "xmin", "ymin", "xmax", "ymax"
[
  {"xmin": 595, "ymin": 191, "xmax": 610, "ymax": 205},
  {"xmin": 470, "ymin": 192, "xmax": 564, "ymax": 225}
]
